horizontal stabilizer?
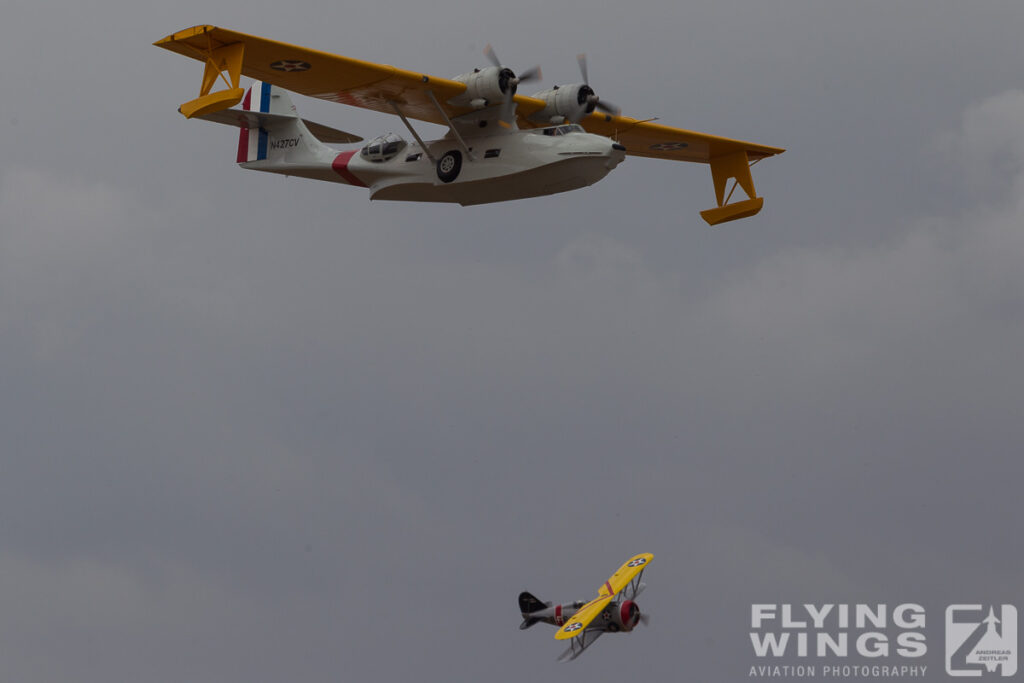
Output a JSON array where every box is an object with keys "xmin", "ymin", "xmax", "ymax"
[
  {"xmin": 190, "ymin": 108, "xmax": 362, "ymax": 143},
  {"xmin": 519, "ymin": 617, "xmax": 542, "ymax": 630}
]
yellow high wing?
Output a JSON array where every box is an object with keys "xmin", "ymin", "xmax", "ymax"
[
  {"xmin": 153, "ymin": 25, "xmax": 471, "ymax": 124},
  {"xmin": 554, "ymin": 594, "xmax": 615, "ymax": 641}
]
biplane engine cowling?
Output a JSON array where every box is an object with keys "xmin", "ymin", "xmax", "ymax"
[
  {"xmin": 450, "ymin": 66, "xmax": 518, "ymax": 109},
  {"xmin": 613, "ymin": 600, "xmax": 642, "ymax": 632},
  {"xmin": 529, "ymin": 85, "xmax": 596, "ymax": 124}
]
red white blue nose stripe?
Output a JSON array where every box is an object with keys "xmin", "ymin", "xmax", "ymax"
[{"xmin": 236, "ymin": 82, "xmax": 271, "ymax": 163}]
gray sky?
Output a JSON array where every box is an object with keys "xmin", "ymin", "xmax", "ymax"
[{"xmin": 1, "ymin": 1, "xmax": 1022, "ymax": 681}]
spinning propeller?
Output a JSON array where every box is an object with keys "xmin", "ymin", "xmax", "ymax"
[
  {"xmin": 628, "ymin": 601, "xmax": 650, "ymax": 627},
  {"xmin": 483, "ymin": 44, "xmax": 542, "ymax": 126},
  {"xmin": 575, "ymin": 53, "xmax": 620, "ymax": 116}
]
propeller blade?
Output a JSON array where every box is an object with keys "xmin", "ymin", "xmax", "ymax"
[
  {"xmin": 500, "ymin": 93, "xmax": 516, "ymax": 127},
  {"xmin": 639, "ymin": 613, "xmax": 651, "ymax": 626},
  {"xmin": 576, "ymin": 53, "xmax": 589, "ymax": 85},
  {"xmin": 483, "ymin": 43, "xmax": 502, "ymax": 68},
  {"xmin": 595, "ymin": 99, "xmax": 621, "ymax": 116},
  {"xmin": 517, "ymin": 65, "xmax": 543, "ymax": 83}
]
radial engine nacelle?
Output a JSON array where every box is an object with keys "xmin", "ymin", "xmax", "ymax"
[
  {"xmin": 611, "ymin": 600, "xmax": 642, "ymax": 632},
  {"xmin": 528, "ymin": 84, "xmax": 597, "ymax": 124},
  {"xmin": 449, "ymin": 66, "xmax": 517, "ymax": 109}
]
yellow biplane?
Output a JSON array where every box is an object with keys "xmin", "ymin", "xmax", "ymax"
[
  {"xmin": 155, "ymin": 26, "xmax": 782, "ymax": 224},
  {"xmin": 518, "ymin": 553, "xmax": 653, "ymax": 660}
]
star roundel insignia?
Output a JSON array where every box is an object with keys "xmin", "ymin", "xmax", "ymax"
[
  {"xmin": 649, "ymin": 142, "xmax": 689, "ymax": 151},
  {"xmin": 627, "ymin": 557, "xmax": 647, "ymax": 567},
  {"xmin": 564, "ymin": 622, "xmax": 584, "ymax": 632},
  {"xmin": 270, "ymin": 60, "xmax": 312, "ymax": 72}
]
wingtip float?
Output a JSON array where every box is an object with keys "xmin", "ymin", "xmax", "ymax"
[{"xmin": 155, "ymin": 26, "xmax": 782, "ymax": 225}]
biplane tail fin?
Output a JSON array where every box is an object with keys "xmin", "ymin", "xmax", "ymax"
[
  {"xmin": 519, "ymin": 591, "xmax": 549, "ymax": 614},
  {"xmin": 518, "ymin": 591, "xmax": 551, "ymax": 629}
]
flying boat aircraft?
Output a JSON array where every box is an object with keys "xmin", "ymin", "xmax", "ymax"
[
  {"xmin": 519, "ymin": 552, "xmax": 653, "ymax": 660},
  {"xmin": 155, "ymin": 26, "xmax": 783, "ymax": 224}
]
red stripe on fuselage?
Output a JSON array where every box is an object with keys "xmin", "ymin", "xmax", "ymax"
[
  {"xmin": 237, "ymin": 87, "xmax": 254, "ymax": 163},
  {"xmin": 332, "ymin": 150, "xmax": 368, "ymax": 187},
  {"xmin": 237, "ymin": 127, "xmax": 249, "ymax": 163}
]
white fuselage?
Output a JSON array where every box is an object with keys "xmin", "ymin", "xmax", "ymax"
[
  {"xmin": 359, "ymin": 127, "xmax": 625, "ymax": 205},
  {"xmin": 242, "ymin": 120, "xmax": 627, "ymax": 206}
]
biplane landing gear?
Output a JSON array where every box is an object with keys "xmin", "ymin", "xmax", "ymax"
[{"xmin": 437, "ymin": 150, "xmax": 462, "ymax": 183}]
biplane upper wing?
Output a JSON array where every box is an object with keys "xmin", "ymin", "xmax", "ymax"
[
  {"xmin": 554, "ymin": 594, "xmax": 615, "ymax": 641},
  {"xmin": 569, "ymin": 111, "xmax": 785, "ymax": 226},
  {"xmin": 598, "ymin": 552, "xmax": 654, "ymax": 598},
  {"xmin": 154, "ymin": 25, "xmax": 472, "ymax": 124}
]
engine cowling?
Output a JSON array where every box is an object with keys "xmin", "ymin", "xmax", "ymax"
[
  {"xmin": 528, "ymin": 84, "xmax": 597, "ymax": 124},
  {"xmin": 449, "ymin": 66, "xmax": 517, "ymax": 109},
  {"xmin": 613, "ymin": 600, "xmax": 642, "ymax": 632}
]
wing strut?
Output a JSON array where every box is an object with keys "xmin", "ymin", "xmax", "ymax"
[
  {"xmin": 387, "ymin": 101, "xmax": 437, "ymax": 164},
  {"xmin": 700, "ymin": 151, "xmax": 764, "ymax": 226},
  {"xmin": 558, "ymin": 629, "xmax": 603, "ymax": 661},
  {"xmin": 426, "ymin": 91, "xmax": 476, "ymax": 161},
  {"xmin": 162, "ymin": 27, "xmax": 246, "ymax": 119},
  {"xmin": 624, "ymin": 567, "xmax": 646, "ymax": 601}
]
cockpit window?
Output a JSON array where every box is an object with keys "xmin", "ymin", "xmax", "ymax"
[
  {"xmin": 538, "ymin": 124, "xmax": 584, "ymax": 136},
  {"xmin": 360, "ymin": 132, "xmax": 407, "ymax": 162}
]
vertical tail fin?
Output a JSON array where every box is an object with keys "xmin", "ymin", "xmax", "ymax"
[
  {"xmin": 187, "ymin": 80, "xmax": 362, "ymax": 173},
  {"xmin": 519, "ymin": 591, "xmax": 548, "ymax": 614},
  {"xmin": 236, "ymin": 81, "xmax": 302, "ymax": 163},
  {"xmin": 518, "ymin": 591, "xmax": 551, "ymax": 629},
  {"xmin": 188, "ymin": 81, "xmax": 366, "ymax": 185}
]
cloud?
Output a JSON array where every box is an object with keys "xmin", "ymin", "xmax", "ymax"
[{"xmin": 954, "ymin": 89, "xmax": 1024, "ymax": 201}]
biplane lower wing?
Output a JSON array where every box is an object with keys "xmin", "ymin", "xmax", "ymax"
[{"xmin": 554, "ymin": 594, "xmax": 614, "ymax": 641}]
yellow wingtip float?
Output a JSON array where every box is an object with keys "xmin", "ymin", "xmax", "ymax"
[
  {"xmin": 155, "ymin": 26, "xmax": 783, "ymax": 225},
  {"xmin": 155, "ymin": 26, "xmax": 246, "ymax": 119}
]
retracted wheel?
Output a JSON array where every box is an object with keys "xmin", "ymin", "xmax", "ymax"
[{"xmin": 436, "ymin": 150, "xmax": 462, "ymax": 183}]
